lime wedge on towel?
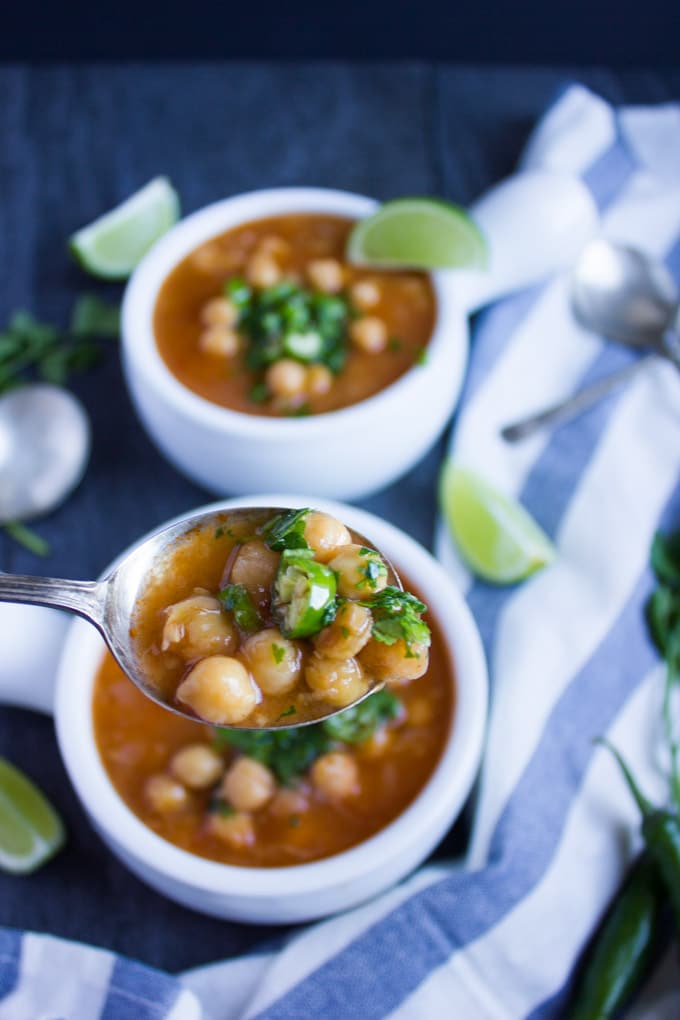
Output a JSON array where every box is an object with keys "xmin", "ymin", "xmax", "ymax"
[
  {"xmin": 69, "ymin": 176, "xmax": 180, "ymax": 280},
  {"xmin": 440, "ymin": 462, "xmax": 555, "ymax": 584},
  {"xmin": 346, "ymin": 198, "xmax": 487, "ymax": 270},
  {"xmin": 0, "ymin": 758, "xmax": 65, "ymax": 874}
]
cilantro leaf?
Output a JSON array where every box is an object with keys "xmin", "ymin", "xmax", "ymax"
[
  {"xmin": 359, "ymin": 586, "xmax": 431, "ymax": 650},
  {"xmin": 219, "ymin": 583, "xmax": 262, "ymax": 632},
  {"xmin": 260, "ymin": 508, "xmax": 311, "ymax": 551},
  {"xmin": 323, "ymin": 689, "xmax": 402, "ymax": 744}
]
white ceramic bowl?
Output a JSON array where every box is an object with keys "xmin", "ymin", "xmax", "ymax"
[
  {"xmin": 51, "ymin": 496, "xmax": 488, "ymax": 923},
  {"xmin": 121, "ymin": 177, "xmax": 599, "ymax": 501},
  {"xmin": 121, "ymin": 187, "xmax": 466, "ymax": 501}
]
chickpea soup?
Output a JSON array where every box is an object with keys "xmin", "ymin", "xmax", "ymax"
[
  {"xmin": 94, "ymin": 579, "xmax": 453, "ymax": 867},
  {"xmin": 154, "ymin": 214, "xmax": 436, "ymax": 416},
  {"xmin": 131, "ymin": 508, "xmax": 431, "ymax": 728}
]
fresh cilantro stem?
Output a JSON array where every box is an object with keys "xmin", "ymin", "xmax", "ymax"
[{"xmin": 3, "ymin": 522, "xmax": 51, "ymax": 557}]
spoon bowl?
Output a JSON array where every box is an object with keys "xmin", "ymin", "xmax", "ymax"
[
  {"xmin": 502, "ymin": 238, "xmax": 680, "ymax": 442},
  {"xmin": 0, "ymin": 506, "xmax": 401, "ymax": 728},
  {"xmin": 0, "ymin": 383, "xmax": 90, "ymax": 523},
  {"xmin": 571, "ymin": 238, "xmax": 679, "ymax": 351}
]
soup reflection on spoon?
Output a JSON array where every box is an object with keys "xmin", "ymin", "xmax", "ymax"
[{"xmin": 0, "ymin": 507, "xmax": 431, "ymax": 729}]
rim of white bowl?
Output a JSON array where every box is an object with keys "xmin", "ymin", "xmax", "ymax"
[
  {"xmin": 55, "ymin": 496, "xmax": 487, "ymax": 899},
  {"xmin": 121, "ymin": 187, "xmax": 465, "ymax": 439}
]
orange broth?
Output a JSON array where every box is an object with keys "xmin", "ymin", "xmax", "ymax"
[
  {"xmin": 153, "ymin": 214, "xmax": 436, "ymax": 416},
  {"xmin": 93, "ymin": 578, "xmax": 454, "ymax": 868}
]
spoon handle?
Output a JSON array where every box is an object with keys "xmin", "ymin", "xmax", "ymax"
[
  {"xmin": 501, "ymin": 357, "xmax": 652, "ymax": 443},
  {"xmin": 0, "ymin": 574, "xmax": 105, "ymax": 627}
]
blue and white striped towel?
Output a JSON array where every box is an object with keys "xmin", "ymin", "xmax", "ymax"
[{"xmin": 2, "ymin": 83, "xmax": 680, "ymax": 1020}]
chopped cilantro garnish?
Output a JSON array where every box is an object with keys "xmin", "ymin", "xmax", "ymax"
[
  {"xmin": 215, "ymin": 725, "xmax": 330, "ymax": 785},
  {"xmin": 356, "ymin": 548, "xmax": 388, "ymax": 590},
  {"xmin": 359, "ymin": 586, "xmax": 431, "ymax": 651},
  {"xmin": 219, "ymin": 583, "xmax": 262, "ymax": 632},
  {"xmin": 323, "ymin": 689, "xmax": 402, "ymax": 744},
  {"xmin": 209, "ymin": 799, "xmax": 235, "ymax": 818},
  {"xmin": 249, "ymin": 381, "xmax": 269, "ymax": 403},
  {"xmin": 224, "ymin": 277, "xmax": 351, "ymax": 387},
  {"xmin": 272, "ymin": 643, "xmax": 286, "ymax": 665},
  {"xmin": 260, "ymin": 508, "xmax": 311, "ymax": 552},
  {"xmin": 278, "ymin": 705, "xmax": 296, "ymax": 719},
  {"xmin": 388, "ymin": 337, "xmax": 403, "ymax": 353},
  {"xmin": 415, "ymin": 347, "xmax": 428, "ymax": 366},
  {"xmin": 215, "ymin": 689, "xmax": 403, "ymax": 783}
]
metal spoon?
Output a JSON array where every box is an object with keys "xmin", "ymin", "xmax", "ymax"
[
  {"xmin": 0, "ymin": 507, "xmax": 400, "ymax": 729},
  {"xmin": 0, "ymin": 383, "xmax": 91, "ymax": 522},
  {"xmin": 501, "ymin": 240, "xmax": 680, "ymax": 442}
]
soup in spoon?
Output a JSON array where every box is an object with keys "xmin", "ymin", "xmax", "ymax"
[{"xmin": 132, "ymin": 508, "xmax": 431, "ymax": 728}]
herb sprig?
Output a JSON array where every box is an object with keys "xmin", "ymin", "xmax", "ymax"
[
  {"xmin": 646, "ymin": 530, "xmax": 680, "ymax": 809},
  {"xmin": 0, "ymin": 295, "xmax": 120, "ymax": 395}
]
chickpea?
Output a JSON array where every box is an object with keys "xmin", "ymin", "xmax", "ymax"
[
  {"xmin": 314, "ymin": 601, "xmax": 372, "ymax": 659},
  {"xmin": 246, "ymin": 252, "xmax": 281, "ymax": 288},
  {"xmin": 258, "ymin": 235, "xmax": 290, "ymax": 259},
  {"xmin": 162, "ymin": 595, "xmax": 238, "ymax": 661},
  {"xmin": 199, "ymin": 325, "xmax": 241, "ymax": 358},
  {"xmin": 177, "ymin": 656, "xmax": 260, "ymax": 725},
  {"xmin": 311, "ymin": 752, "xmax": 359, "ymax": 798},
  {"xmin": 145, "ymin": 774, "xmax": 189, "ymax": 814},
  {"xmin": 228, "ymin": 540, "xmax": 279, "ymax": 608},
  {"xmin": 305, "ymin": 653, "xmax": 367, "ymax": 707},
  {"xmin": 266, "ymin": 359, "xmax": 307, "ymax": 399},
  {"xmin": 222, "ymin": 757, "xmax": 276, "ymax": 812},
  {"xmin": 358, "ymin": 638, "xmax": 429, "ymax": 684},
  {"xmin": 209, "ymin": 810, "xmax": 255, "ymax": 848},
  {"xmin": 201, "ymin": 296, "xmax": 239, "ymax": 328},
  {"xmin": 269, "ymin": 786, "xmax": 309, "ymax": 819},
  {"xmin": 303, "ymin": 511, "xmax": 351, "ymax": 563},
  {"xmin": 306, "ymin": 258, "xmax": 344, "ymax": 294},
  {"xmin": 327, "ymin": 544, "xmax": 388, "ymax": 599},
  {"xmin": 241, "ymin": 628, "xmax": 303, "ymax": 695},
  {"xmin": 306, "ymin": 363, "xmax": 333, "ymax": 398},
  {"xmin": 350, "ymin": 279, "xmax": 380, "ymax": 310},
  {"xmin": 349, "ymin": 316, "xmax": 388, "ymax": 354},
  {"xmin": 170, "ymin": 744, "xmax": 224, "ymax": 790}
]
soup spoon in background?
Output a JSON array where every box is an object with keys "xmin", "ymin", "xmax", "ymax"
[
  {"xmin": 0, "ymin": 383, "xmax": 91, "ymax": 523},
  {"xmin": 0, "ymin": 506, "xmax": 402, "ymax": 728},
  {"xmin": 501, "ymin": 239, "xmax": 680, "ymax": 442}
]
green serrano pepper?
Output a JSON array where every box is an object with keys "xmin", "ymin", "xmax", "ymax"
[
  {"xmin": 600, "ymin": 739, "xmax": 680, "ymax": 939},
  {"xmin": 568, "ymin": 852, "xmax": 663, "ymax": 1020},
  {"xmin": 273, "ymin": 550, "xmax": 337, "ymax": 638}
]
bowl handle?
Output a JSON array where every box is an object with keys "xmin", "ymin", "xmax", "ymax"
[
  {"xmin": 0, "ymin": 603, "xmax": 69, "ymax": 714},
  {"xmin": 453, "ymin": 170, "xmax": 599, "ymax": 315}
]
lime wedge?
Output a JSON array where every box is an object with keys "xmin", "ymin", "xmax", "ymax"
[
  {"xmin": 440, "ymin": 462, "xmax": 555, "ymax": 584},
  {"xmin": 0, "ymin": 758, "xmax": 65, "ymax": 874},
  {"xmin": 69, "ymin": 176, "xmax": 180, "ymax": 280},
  {"xmin": 346, "ymin": 198, "xmax": 487, "ymax": 270}
]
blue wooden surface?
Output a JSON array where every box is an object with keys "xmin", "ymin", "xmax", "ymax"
[{"xmin": 0, "ymin": 64, "xmax": 678, "ymax": 972}]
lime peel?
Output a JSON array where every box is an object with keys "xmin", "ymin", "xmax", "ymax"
[
  {"xmin": 69, "ymin": 176, "xmax": 180, "ymax": 280},
  {"xmin": 440, "ymin": 462, "xmax": 556, "ymax": 584},
  {"xmin": 346, "ymin": 197, "xmax": 487, "ymax": 271},
  {"xmin": 0, "ymin": 758, "xmax": 65, "ymax": 874}
]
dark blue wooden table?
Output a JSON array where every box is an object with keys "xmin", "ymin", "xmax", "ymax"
[{"xmin": 1, "ymin": 63, "xmax": 678, "ymax": 973}]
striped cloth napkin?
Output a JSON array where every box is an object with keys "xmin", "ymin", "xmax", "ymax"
[{"xmin": 2, "ymin": 82, "xmax": 680, "ymax": 1020}]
